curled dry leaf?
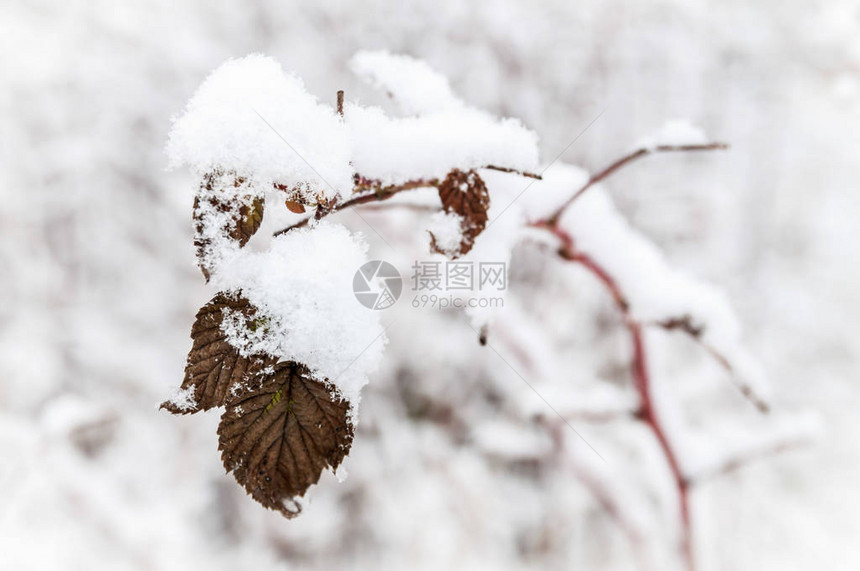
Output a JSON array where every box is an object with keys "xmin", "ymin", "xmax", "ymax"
[
  {"xmin": 217, "ymin": 361, "xmax": 354, "ymax": 518},
  {"xmin": 160, "ymin": 292, "xmax": 277, "ymax": 414},
  {"xmin": 285, "ymin": 199, "xmax": 306, "ymax": 214},
  {"xmin": 430, "ymin": 169, "xmax": 490, "ymax": 258},
  {"xmin": 194, "ymin": 172, "xmax": 265, "ymax": 281},
  {"xmin": 274, "ymin": 182, "xmax": 328, "ymax": 209}
]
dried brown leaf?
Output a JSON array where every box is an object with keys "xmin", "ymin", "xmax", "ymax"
[
  {"xmin": 284, "ymin": 199, "xmax": 306, "ymax": 214},
  {"xmin": 160, "ymin": 293, "xmax": 276, "ymax": 415},
  {"xmin": 217, "ymin": 362, "xmax": 353, "ymax": 518},
  {"xmin": 194, "ymin": 173, "xmax": 265, "ymax": 281},
  {"xmin": 431, "ymin": 169, "xmax": 490, "ymax": 258},
  {"xmin": 274, "ymin": 182, "xmax": 327, "ymax": 208}
]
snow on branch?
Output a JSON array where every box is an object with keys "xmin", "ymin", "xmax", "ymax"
[
  {"xmin": 526, "ymin": 135, "xmax": 767, "ymax": 412},
  {"xmin": 547, "ymin": 141, "xmax": 728, "ymax": 225},
  {"xmin": 655, "ymin": 316, "xmax": 770, "ymax": 413},
  {"xmin": 520, "ymin": 127, "xmax": 795, "ymax": 570},
  {"xmin": 350, "ymin": 50, "xmax": 465, "ymax": 115}
]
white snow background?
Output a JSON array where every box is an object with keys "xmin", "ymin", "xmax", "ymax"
[{"xmin": 2, "ymin": 1, "xmax": 859, "ymax": 570}]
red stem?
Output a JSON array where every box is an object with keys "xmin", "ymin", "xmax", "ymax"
[
  {"xmin": 546, "ymin": 143, "xmax": 728, "ymax": 225},
  {"xmin": 272, "ymin": 167, "xmax": 540, "ymax": 237},
  {"xmin": 629, "ymin": 320, "xmax": 693, "ymax": 570},
  {"xmin": 540, "ymin": 221, "xmax": 695, "ymax": 571}
]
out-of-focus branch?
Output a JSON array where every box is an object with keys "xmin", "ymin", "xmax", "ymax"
[
  {"xmin": 546, "ymin": 143, "xmax": 729, "ymax": 225},
  {"xmin": 651, "ymin": 316, "xmax": 770, "ymax": 413},
  {"xmin": 531, "ymin": 139, "xmax": 812, "ymax": 571},
  {"xmin": 686, "ymin": 429, "xmax": 815, "ymax": 484},
  {"xmin": 538, "ymin": 416, "xmax": 656, "ymax": 569},
  {"xmin": 563, "ymin": 409, "xmax": 637, "ymax": 424},
  {"xmin": 535, "ymin": 219, "xmax": 695, "ymax": 570},
  {"xmin": 573, "ymin": 252, "xmax": 694, "ymax": 570},
  {"xmin": 489, "ymin": 303, "xmax": 638, "ymax": 424},
  {"xmin": 534, "ymin": 141, "xmax": 758, "ymax": 411}
]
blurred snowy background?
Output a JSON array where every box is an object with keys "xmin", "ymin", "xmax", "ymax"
[{"xmin": 2, "ymin": 0, "xmax": 859, "ymax": 569}]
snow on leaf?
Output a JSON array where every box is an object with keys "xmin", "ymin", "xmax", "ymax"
[
  {"xmin": 166, "ymin": 54, "xmax": 353, "ymax": 202},
  {"xmin": 211, "ymin": 222, "xmax": 385, "ymax": 408},
  {"xmin": 426, "ymin": 211, "xmax": 464, "ymax": 258},
  {"xmin": 430, "ymin": 169, "xmax": 490, "ymax": 258},
  {"xmin": 160, "ymin": 292, "xmax": 277, "ymax": 415},
  {"xmin": 217, "ymin": 361, "xmax": 353, "ymax": 518},
  {"xmin": 193, "ymin": 171, "xmax": 265, "ymax": 281}
]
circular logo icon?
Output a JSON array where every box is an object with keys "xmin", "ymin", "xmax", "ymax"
[{"xmin": 353, "ymin": 260, "xmax": 402, "ymax": 310}]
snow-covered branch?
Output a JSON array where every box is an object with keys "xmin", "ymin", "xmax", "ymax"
[{"xmin": 547, "ymin": 142, "xmax": 729, "ymax": 225}]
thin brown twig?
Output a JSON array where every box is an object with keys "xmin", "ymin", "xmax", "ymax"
[
  {"xmin": 336, "ymin": 90, "xmax": 344, "ymax": 118},
  {"xmin": 273, "ymin": 178, "xmax": 439, "ymax": 237},
  {"xmin": 651, "ymin": 317, "xmax": 769, "ymax": 412},
  {"xmin": 273, "ymin": 163, "xmax": 540, "ymax": 237},
  {"xmin": 700, "ymin": 344, "xmax": 769, "ymax": 413},
  {"xmin": 650, "ymin": 317, "xmax": 770, "ymax": 413},
  {"xmin": 546, "ymin": 143, "xmax": 729, "ymax": 225},
  {"xmin": 274, "ymin": 216, "xmax": 311, "ymax": 235},
  {"xmin": 482, "ymin": 165, "xmax": 543, "ymax": 179},
  {"xmin": 689, "ymin": 433, "xmax": 812, "ymax": 484}
]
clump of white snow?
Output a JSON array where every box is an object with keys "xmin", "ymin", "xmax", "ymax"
[
  {"xmin": 350, "ymin": 50, "xmax": 464, "ymax": 115},
  {"xmin": 345, "ymin": 104, "xmax": 539, "ymax": 185},
  {"xmin": 347, "ymin": 51, "xmax": 539, "ymax": 184},
  {"xmin": 427, "ymin": 210, "xmax": 465, "ymax": 257},
  {"xmin": 212, "ymin": 222, "xmax": 385, "ymax": 408},
  {"xmin": 635, "ymin": 119, "xmax": 709, "ymax": 150},
  {"xmin": 166, "ymin": 54, "xmax": 353, "ymax": 203},
  {"xmin": 168, "ymin": 51, "xmax": 540, "ymax": 201}
]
